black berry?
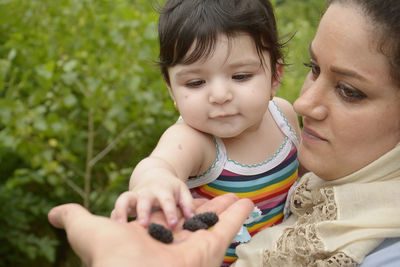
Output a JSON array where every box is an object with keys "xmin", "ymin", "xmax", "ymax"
[
  {"xmin": 192, "ymin": 212, "xmax": 219, "ymax": 227},
  {"xmin": 148, "ymin": 223, "xmax": 173, "ymax": 244},
  {"xmin": 183, "ymin": 218, "xmax": 208, "ymax": 231}
]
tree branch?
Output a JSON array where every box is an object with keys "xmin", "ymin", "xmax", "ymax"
[
  {"xmin": 60, "ymin": 159, "xmax": 86, "ymax": 178},
  {"xmin": 62, "ymin": 176, "xmax": 85, "ymax": 199},
  {"xmin": 88, "ymin": 122, "xmax": 135, "ymax": 167},
  {"xmin": 84, "ymin": 108, "xmax": 94, "ymax": 209}
]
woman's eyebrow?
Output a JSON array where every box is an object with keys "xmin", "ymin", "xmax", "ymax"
[
  {"xmin": 309, "ymin": 43, "xmax": 367, "ymax": 81},
  {"xmin": 330, "ymin": 66, "xmax": 367, "ymax": 81}
]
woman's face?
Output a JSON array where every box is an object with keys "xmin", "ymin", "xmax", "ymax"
[{"xmin": 294, "ymin": 3, "xmax": 400, "ymax": 180}]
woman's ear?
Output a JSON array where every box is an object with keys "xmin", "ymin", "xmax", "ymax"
[{"xmin": 271, "ymin": 62, "xmax": 284, "ymax": 96}]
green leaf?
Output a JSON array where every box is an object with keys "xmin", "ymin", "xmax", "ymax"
[
  {"xmin": 64, "ymin": 94, "xmax": 77, "ymax": 107},
  {"xmin": 63, "ymin": 59, "xmax": 78, "ymax": 72},
  {"xmin": 35, "ymin": 62, "xmax": 56, "ymax": 80}
]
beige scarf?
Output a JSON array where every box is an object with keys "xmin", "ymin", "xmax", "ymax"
[{"xmin": 233, "ymin": 143, "xmax": 400, "ymax": 267}]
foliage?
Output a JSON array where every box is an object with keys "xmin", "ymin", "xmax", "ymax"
[
  {"xmin": 273, "ymin": 0, "xmax": 326, "ymax": 103},
  {"xmin": 0, "ymin": 0, "xmax": 173, "ymax": 265},
  {"xmin": 0, "ymin": 0, "xmax": 325, "ymax": 265}
]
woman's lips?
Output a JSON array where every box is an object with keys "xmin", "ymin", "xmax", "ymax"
[{"xmin": 301, "ymin": 127, "xmax": 328, "ymax": 142}]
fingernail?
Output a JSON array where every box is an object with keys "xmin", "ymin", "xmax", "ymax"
[
  {"xmin": 186, "ymin": 209, "xmax": 195, "ymax": 218},
  {"xmin": 48, "ymin": 208, "xmax": 61, "ymax": 227},
  {"xmin": 169, "ymin": 218, "xmax": 178, "ymax": 226},
  {"xmin": 48, "ymin": 209, "xmax": 57, "ymax": 221}
]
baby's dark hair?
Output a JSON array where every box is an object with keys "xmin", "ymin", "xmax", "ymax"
[
  {"xmin": 327, "ymin": 0, "xmax": 400, "ymax": 87},
  {"xmin": 157, "ymin": 0, "xmax": 285, "ymax": 85}
]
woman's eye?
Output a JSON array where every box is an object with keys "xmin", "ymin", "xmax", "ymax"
[
  {"xmin": 303, "ymin": 62, "xmax": 320, "ymax": 79},
  {"xmin": 337, "ymin": 83, "xmax": 366, "ymax": 102},
  {"xmin": 232, "ymin": 73, "xmax": 253, "ymax": 81},
  {"xmin": 186, "ymin": 80, "xmax": 205, "ymax": 88}
]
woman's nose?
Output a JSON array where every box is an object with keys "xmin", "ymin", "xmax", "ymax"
[
  {"xmin": 208, "ymin": 82, "xmax": 233, "ymax": 104},
  {"xmin": 293, "ymin": 76, "xmax": 328, "ymax": 121}
]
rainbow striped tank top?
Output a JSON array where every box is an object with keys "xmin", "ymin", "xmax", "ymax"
[{"xmin": 187, "ymin": 100, "xmax": 299, "ymax": 266}]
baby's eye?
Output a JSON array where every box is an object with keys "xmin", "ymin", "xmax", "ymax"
[
  {"xmin": 232, "ymin": 73, "xmax": 253, "ymax": 81},
  {"xmin": 303, "ymin": 62, "xmax": 320, "ymax": 80},
  {"xmin": 186, "ymin": 80, "xmax": 205, "ymax": 88},
  {"xmin": 337, "ymin": 83, "xmax": 366, "ymax": 102}
]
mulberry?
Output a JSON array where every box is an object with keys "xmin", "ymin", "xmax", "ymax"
[
  {"xmin": 183, "ymin": 212, "xmax": 219, "ymax": 231},
  {"xmin": 192, "ymin": 212, "xmax": 219, "ymax": 227},
  {"xmin": 148, "ymin": 223, "xmax": 173, "ymax": 244},
  {"xmin": 148, "ymin": 212, "xmax": 219, "ymax": 243},
  {"xmin": 183, "ymin": 218, "xmax": 208, "ymax": 231}
]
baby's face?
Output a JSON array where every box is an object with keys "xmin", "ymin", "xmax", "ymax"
[{"xmin": 167, "ymin": 33, "xmax": 279, "ymax": 139}]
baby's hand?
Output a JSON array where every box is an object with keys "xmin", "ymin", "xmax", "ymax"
[{"xmin": 111, "ymin": 177, "xmax": 195, "ymax": 228}]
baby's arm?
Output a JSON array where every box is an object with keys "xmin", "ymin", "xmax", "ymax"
[{"xmin": 112, "ymin": 121, "xmax": 216, "ymax": 227}]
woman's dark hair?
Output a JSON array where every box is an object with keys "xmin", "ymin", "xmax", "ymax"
[
  {"xmin": 327, "ymin": 0, "xmax": 400, "ymax": 87},
  {"xmin": 157, "ymin": 0, "xmax": 284, "ymax": 85}
]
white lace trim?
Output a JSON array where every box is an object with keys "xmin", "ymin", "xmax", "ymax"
[{"xmin": 262, "ymin": 176, "xmax": 356, "ymax": 266}]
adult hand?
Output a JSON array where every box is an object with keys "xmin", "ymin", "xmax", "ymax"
[{"xmin": 48, "ymin": 194, "xmax": 254, "ymax": 267}]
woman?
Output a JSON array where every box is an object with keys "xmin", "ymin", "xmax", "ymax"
[
  {"xmin": 48, "ymin": 0, "xmax": 400, "ymax": 266},
  {"xmin": 233, "ymin": 0, "xmax": 400, "ymax": 265}
]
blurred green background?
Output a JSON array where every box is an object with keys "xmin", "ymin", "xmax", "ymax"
[{"xmin": 0, "ymin": 0, "xmax": 325, "ymax": 266}]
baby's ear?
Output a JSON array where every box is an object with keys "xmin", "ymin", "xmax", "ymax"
[
  {"xmin": 167, "ymin": 84, "xmax": 175, "ymax": 102},
  {"xmin": 271, "ymin": 62, "xmax": 284, "ymax": 95},
  {"xmin": 166, "ymin": 84, "xmax": 179, "ymax": 110},
  {"xmin": 162, "ymin": 73, "xmax": 175, "ymax": 101}
]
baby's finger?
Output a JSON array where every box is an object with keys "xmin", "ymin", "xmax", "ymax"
[
  {"xmin": 178, "ymin": 187, "xmax": 195, "ymax": 219},
  {"xmin": 111, "ymin": 191, "xmax": 138, "ymax": 222},
  {"xmin": 110, "ymin": 209, "xmax": 117, "ymax": 220},
  {"xmin": 136, "ymin": 196, "xmax": 155, "ymax": 227},
  {"xmin": 158, "ymin": 195, "xmax": 179, "ymax": 228}
]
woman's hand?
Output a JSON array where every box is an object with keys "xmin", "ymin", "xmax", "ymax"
[{"xmin": 48, "ymin": 194, "xmax": 254, "ymax": 267}]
